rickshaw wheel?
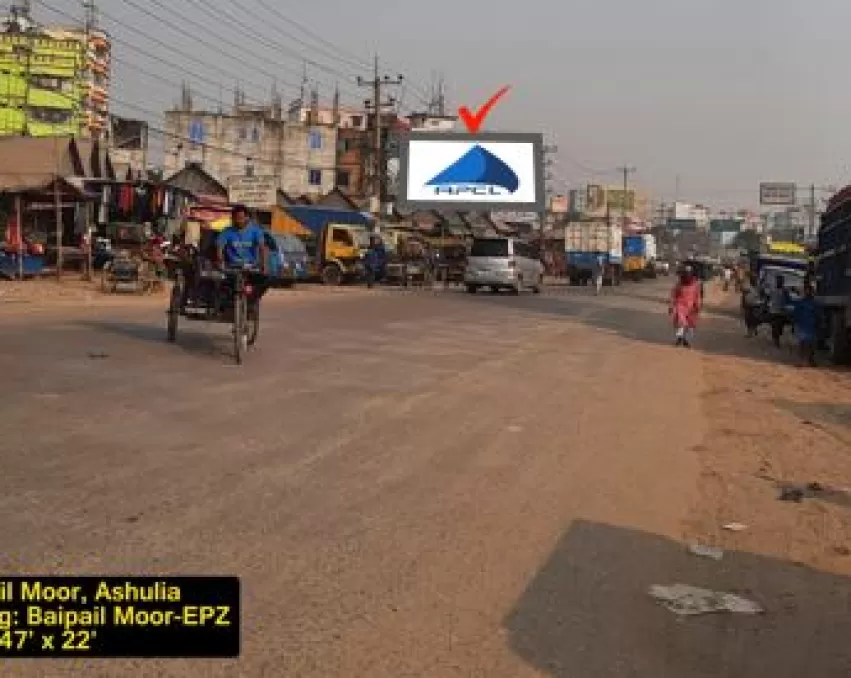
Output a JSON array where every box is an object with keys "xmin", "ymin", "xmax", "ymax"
[
  {"xmin": 247, "ymin": 302, "xmax": 260, "ymax": 346},
  {"xmin": 233, "ymin": 293, "xmax": 248, "ymax": 364}
]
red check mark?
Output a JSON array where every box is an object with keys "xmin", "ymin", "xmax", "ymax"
[{"xmin": 457, "ymin": 86, "xmax": 511, "ymax": 134}]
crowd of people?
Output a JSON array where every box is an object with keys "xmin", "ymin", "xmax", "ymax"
[{"xmin": 668, "ymin": 258, "xmax": 818, "ymax": 366}]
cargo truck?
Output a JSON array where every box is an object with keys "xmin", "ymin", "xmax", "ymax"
[
  {"xmin": 622, "ymin": 233, "xmax": 658, "ymax": 281},
  {"xmin": 272, "ymin": 206, "xmax": 373, "ymax": 285},
  {"xmin": 815, "ymin": 186, "xmax": 851, "ymax": 363},
  {"xmin": 564, "ymin": 221, "xmax": 623, "ymax": 286}
]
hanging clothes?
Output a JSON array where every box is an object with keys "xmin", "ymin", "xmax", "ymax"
[
  {"xmin": 162, "ymin": 190, "xmax": 172, "ymax": 218},
  {"xmin": 117, "ymin": 184, "xmax": 131, "ymax": 216},
  {"xmin": 99, "ymin": 185, "xmax": 110, "ymax": 225}
]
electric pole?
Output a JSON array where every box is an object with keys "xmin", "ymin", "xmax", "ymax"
[
  {"xmin": 809, "ymin": 183, "xmax": 816, "ymax": 240},
  {"xmin": 541, "ymin": 144, "xmax": 558, "ymax": 252},
  {"xmin": 358, "ymin": 56, "xmax": 403, "ymax": 217},
  {"xmin": 617, "ymin": 165, "xmax": 637, "ymax": 229}
]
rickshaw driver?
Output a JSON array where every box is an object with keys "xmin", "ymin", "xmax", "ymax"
[
  {"xmin": 211, "ymin": 204, "xmax": 268, "ymax": 313},
  {"xmin": 216, "ymin": 204, "xmax": 267, "ymax": 273}
]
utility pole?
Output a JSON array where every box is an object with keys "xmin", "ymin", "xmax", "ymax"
[
  {"xmin": 541, "ymin": 144, "xmax": 558, "ymax": 253},
  {"xmin": 358, "ymin": 56, "xmax": 403, "ymax": 217},
  {"xmin": 617, "ymin": 165, "xmax": 637, "ymax": 229},
  {"xmin": 809, "ymin": 183, "xmax": 816, "ymax": 240}
]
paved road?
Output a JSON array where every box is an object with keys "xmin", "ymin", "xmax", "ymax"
[{"xmin": 2, "ymin": 280, "xmax": 713, "ymax": 676}]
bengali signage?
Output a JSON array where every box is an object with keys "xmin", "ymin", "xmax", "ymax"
[{"xmin": 227, "ymin": 176, "xmax": 278, "ymax": 209}]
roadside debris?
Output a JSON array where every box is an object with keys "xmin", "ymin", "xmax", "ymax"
[
  {"xmin": 779, "ymin": 482, "xmax": 825, "ymax": 503},
  {"xmin": 779, "ymin": 486, "xmax": 805, "ymax": 502},
  {"xmin": 649, "ymin": 584, "xmax": 764, "ymax": 616},
  {"xmin": 688, "ymin": 544, "xmax": 723, "ymax": 561},
  {"xmin": 722, "ymin": 522, "xmax": 748, "ymax": 532},
  {"xmin": 87, "ymin": 351, "xmax": 110, "ymax": 360}
]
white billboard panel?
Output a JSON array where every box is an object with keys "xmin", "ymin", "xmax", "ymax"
[
  {"xmin": 396, "ymin": 132, "xmax": 545, "ymax": 211},
  {"xmin": 760, "ymin": 182, "xmax": 797, "ymax": 206}
]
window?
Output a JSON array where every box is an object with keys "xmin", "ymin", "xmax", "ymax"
[
  {"xmin": 470, "ymin": 238, "xmax": 509, "ymax": 258},
  {"xmin": 29, "ymin": 108, "xmax": 72, "ymax": 124},
  {"xmin": 335, "ymin": 170, "xmax": 350, "ymax": 188},
  {"xmin": 238, "ymin": 127, "xmax": 247, "ymax": 140},
  {"xmin": 351, "ymin": 115, "xmax": 362, "ymax": 127},
  {"xmin": 251, "ymin": 127, "xmax": 260, "ymax": 142},
  {"xmin": 308, "ymin": 169, "xmax": 322, "ymax": 186},
  {"xmin": 331, "ymin": 228, "xmax": 353, "ymax": 246},
  {"xmin": 308, "ymin": 130, "xmax": 322, "ymax": 149}
]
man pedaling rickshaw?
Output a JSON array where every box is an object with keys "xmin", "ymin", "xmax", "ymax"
[{"xmin": 210, "ymin": 204, "xmax": 269, "ymax": 315}]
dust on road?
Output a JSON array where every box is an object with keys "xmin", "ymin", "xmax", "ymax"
[{"xmin": 0, "ymin": 280, "xmax": 849, "ymax": 677}]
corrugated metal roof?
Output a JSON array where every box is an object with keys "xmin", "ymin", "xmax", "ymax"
[{"xmin": 0, "ymin": 136, "xmax": 112, "ymax": 192}]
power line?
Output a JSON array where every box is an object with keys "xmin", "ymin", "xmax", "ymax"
[
  {"xmin": 218, "ymin": 0, "xmax": 367, "ymax": 81},
  {"xmin": 126, "ymin": 0, "xmax": 366, "ymax": 103},
  {"xmin": 37, "ymin": 0, "xmax": 294, "ymax": 113},
  {"xmin": 249, "ymin": 0, "xmax": 431, "ymax": 101}
]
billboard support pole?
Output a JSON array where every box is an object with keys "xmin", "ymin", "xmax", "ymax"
[{"xmin": 809, "ymin": 183, "xmax": 816, "ymax": 239}]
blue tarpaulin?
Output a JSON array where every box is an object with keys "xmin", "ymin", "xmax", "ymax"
[
  {"xmin": 0, "ymin": 253, "xmax": 44, "ymax": 279},
  {"xmin": 283, "ymin": 206, "xmax": 373, "ymax": 235}
]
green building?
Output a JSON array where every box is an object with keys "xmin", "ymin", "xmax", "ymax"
[{"xmin": 0, "ymin": 8, "xmax": 110, "ymax": 138}]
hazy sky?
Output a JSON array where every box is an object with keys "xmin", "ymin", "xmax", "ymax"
[{"xmin": 36, "ymin": 0, "xmax": 851, "ymax": 209}]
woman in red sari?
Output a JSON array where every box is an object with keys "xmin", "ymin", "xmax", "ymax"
[{"xmin": 669, "ymin": 265, "xmax": 702, "ymax": 347}]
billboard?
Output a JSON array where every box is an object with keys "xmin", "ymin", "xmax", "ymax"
[
  {"xmin": 585, "ymin": 184, "xmax": 607, "ymax": 216},
  {"xmin": 396, "ymin": 131, "xmax": 545, "ymax": 211},
  {"xmin": 227, "ymin": 176, "xmax": 278, "ymax": 209},
  {"xmin": 760, "ymin": 182, "xmax": 796, "ymax": 206},
  {"xmin": 607, "ymin": 188, "xmax": 636, "ymax": 213}
]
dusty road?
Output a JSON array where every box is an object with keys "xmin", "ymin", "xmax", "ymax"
[{"xmin": 1, "ymin": 280, "xmax": 850, "ymax": 677}]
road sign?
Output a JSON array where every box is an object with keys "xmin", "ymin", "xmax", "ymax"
[
  {"xmin": 760, "ymin": 182, "xmax": 797, "ymax": 206},
  {"xmin": 227, "ymin": 176, "xmax": 277, "ymax": 209}
]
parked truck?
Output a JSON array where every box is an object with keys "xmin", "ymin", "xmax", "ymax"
[
  {"xmin": 272, "ymin": 206, "xmax": 373, "ymax": 285},
  {"xmin": 815, "ymin": 186, "xmax": 851, "ymax": 363},
  {"xmin": 564, "ymin": 221, "xmax": 623, "ymax": 286},
  {"xmin": 622, "ymin": 233, "xmax": 658, "ymax": 281}
]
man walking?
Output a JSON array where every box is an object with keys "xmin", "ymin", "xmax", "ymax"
[{"xmin": 592, "ymin": 253, "xmax": 605, "ymax": 295}]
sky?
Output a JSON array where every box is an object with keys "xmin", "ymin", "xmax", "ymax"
[{"xmin": 31, "ymin": 0, "xmax": 851, "ymax": 210}]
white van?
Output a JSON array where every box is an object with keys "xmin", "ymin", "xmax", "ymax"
[{"xmin": 465, "ymin": 237, "xmax": 544, "ymax": 294}]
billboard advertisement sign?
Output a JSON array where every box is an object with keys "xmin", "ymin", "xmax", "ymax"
[
  {"xmin": 396, "ymin": 131, "xmax": 545, "ymax": 211},
  {"xmin": 759, "ymin": 182, "xmax": 797, "ymax": 206},
  {"xmin": 606, "ymin": 188, "xmax": 636, "ymax": 213},
  {"xmin": 227, "ymin": 176, "xmax": 278, "ymax": 209},
  {"xmin": 585, "ymin": 184, "xmax": 606, "ymax": 216}
]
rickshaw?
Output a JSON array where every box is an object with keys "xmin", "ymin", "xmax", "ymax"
[{"xmin": 165, "ymin": 220, "xmax": 272, "ymax": 365}]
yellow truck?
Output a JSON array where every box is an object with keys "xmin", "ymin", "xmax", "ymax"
[{"xmin": 271, "ymin": 206, "xmax": 373, "ymax": 285}]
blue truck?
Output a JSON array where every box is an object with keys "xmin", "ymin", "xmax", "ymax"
[
  {"xmin": 622, "ymin": 234, "xmax": 657, "ymax": 281},
  {"xmin": 816, "ymin": 187, "xmax": 851, "ymax": 363},
  {"xmin": 564, "ymin": 222, "xmax": 623, "ymax": 286}
]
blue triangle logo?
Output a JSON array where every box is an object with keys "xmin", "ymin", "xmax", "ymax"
[{"xmin": 426, "ymin": 145, "xmax": 519, "ymax": 193}]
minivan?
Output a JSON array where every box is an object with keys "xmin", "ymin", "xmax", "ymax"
[{"xmin": 465, "ymin": 237, "xmax": 544, "ymax": 294}]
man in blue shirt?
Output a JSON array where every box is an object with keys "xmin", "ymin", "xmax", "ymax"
[
  {"xmin": 364, "ymin": 234, "xmax": 387, "ymax": 288},
  {"xmin": 216, "ymin": 204, "xmax": 266, "ymax": 272},
  {"xmin": 792, "ymin": 282, "xmax": 818, "ymax": 366}
]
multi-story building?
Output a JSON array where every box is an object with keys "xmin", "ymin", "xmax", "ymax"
[
  {"xmin": 288, "ymin": 101, "xmax": 367, "ymax": 131},
  {"xmin": 0, "ymin": 6, "xmax": 110, "ymax": 138},
  {"xmin": 163, "ymin": 97, "xmax": 337, "ymax": 200},
  {"xmin": 406, "ymin": 112, "xmax": 457, "ymax": 132}
]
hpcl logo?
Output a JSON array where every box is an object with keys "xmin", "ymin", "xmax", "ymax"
[
  {"xmin": 426, "ymin": 145, "xmax": 519, "ymax": 197},
  {"xmin": 425, "ymin": 86, "xmax": 516, "ymax": 197}
]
